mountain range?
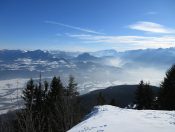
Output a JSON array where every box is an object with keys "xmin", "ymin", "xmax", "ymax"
[
  {"xmin": 0, "ymin": 47, "xmax": 175, "ymax": 93},
  {"xmin": 0, "ymin": 47, "xmax": 174, "ymax": 114}
]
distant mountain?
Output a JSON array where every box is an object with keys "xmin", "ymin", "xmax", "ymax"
[
  {"xmin": 0, "ymin": 49, "xmax": 52, "ymax": 61},
  {"xmin": 2, "ymin": 48, "xmax": 175, "ymax": 67},
  {"xmin": 88, "ymin": 48, "xmax": 175, "ymax": 68},
  {"xmin": 90, "ymin": 49, "xmax": 118, "ymax": 57},
  {"xmin": 23, "ymin": 50, "xmax": 51, "ymax": 60},
  {"xmin": 0, "ymin": 49, "xmax": 124, "ymax": 85},
  {"xmin": 0, "ymin": 49, "xmax": 75, "ymax": 79},
  {"xmin": 48, "ymin": 50, "xmax": 81, "ymax": 59},
  {"xmin": 119, "ymin": 48, "xmax": 175, "ymax": 68},
  {"xmin": 76, "ymin": 53, "xmax": 98, "ymax": 61},
  {"xmin": 0, "ymin": 48, "xmax": 170, "ymax": 115},
  {"xmin": 0, "ymin": 47, "xmax": 174, "ymax": 93},
  {"xmin": 0, "ymin": 50, "xmax": 24, "ymax": 60}
]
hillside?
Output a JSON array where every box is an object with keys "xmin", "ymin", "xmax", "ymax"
[
  {"xmin": 68, "ymin": 105, "xmax": 175, "ymax": 132},
  {"xmin": 80, "ymin": 85, "xmax": 158, "ymax": 110}
]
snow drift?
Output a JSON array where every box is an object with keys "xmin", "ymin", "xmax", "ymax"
[{"xmin": 68, "ymin": 105, "xmax": 175, "ymax": 132}]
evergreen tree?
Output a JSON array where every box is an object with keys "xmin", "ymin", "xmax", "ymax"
[
  {"xmin": 67, "ymin": 75, "xmax": 79, "ymax": 97},
  {"xmin": 97, "ymin": 92, "xmax": 106, "ymax": 105},
  {"xmin": 49, "ymin": 76, "xmax": 63, "ymax": 101},
  {"xmin": 110, "ymin": 98, "xmax": 116, "ymax": 106},
  {"xmin": 143, "ymin": 83, "xmax": 154, "ymax": 109},
  {"xmin": 34, "ymin": 84, "xmax": 44, "ymax": 111},
  {"xmin": 64, "ymin": 76, "xmax": 81, "ymax": 130},
  {"xmin": 134, "ymin": 81, "xmax": 154, "ymax": 109},
  {"xmin": 44, "ymin": 80, "xmax": 49, "ymax": 93},
  {"xmin": 20, "ymin": 78, "xmax": 47, "ymax": 132},
  {"xmin": 18, "ymin": 75, "xmax": 83, "ymax": 132},
  {"xmin": 47, "ymin": 76, "xmax": 66, "ymax": 132},
  {"xmin": 135, "ymin": 80, "xmax": 144, "ymax": 109},
  {"xmin": 158, "ymin": 65, "xmax": 175, "ymax": 110},
  {"xmin": 22, "ymin": 79, "xmax": 35, "ymax": 110},
  {"xmin": 43, "ymin": 80, "xmax": 49, "ymax": 101}
]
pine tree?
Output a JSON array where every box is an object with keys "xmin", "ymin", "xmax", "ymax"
[
  {"xmin": 110, "ymin": 98, "xmax": 116, "ymax": 106},
  {"xmin": 97, "ymin": 92, "xmax": 106, "ymax": 105},
  {"xmin": 135, "ymin": 80, "xmax": 144, "ymax": 109},
  {"xmin": 143, "ymin": 83, "xmax": 154, "ymax": 109},
  {"xmin": 19, "ymin": 76, "xmax": 82, "ymax": 132},
  {"xmin": 158, "ymin": 65, "xmax": 175, "ymax": 110},
  {"xmin": 34, "ymin": 84, "xmax": 44, "ymax": 111},
  {"xmin": 65, "ymin": 76, "xmax": 81, "ymax": 129},
  {"xmin": 43, "ymin": 80, "xmax": 49, "ymax": 100},
  {"xmin": 134, "ymin": 81, "xmax": 154, "ymax": 109},
  {"xmin": 44, "ymin": 80, "xmax": 49, "ymax": 93},
  {"xmin": 47, "ymin": 76, "xmax": 65, "ymax": 131},
  {"xmin": 67, "ymin": 75, "xmax": 79, "ymax": 97},
  {"xmin": 49, "ymin": 76, "xmax": 64, "ymax": 101},
  {"xmin": 22, "ymin": 79, "xmax": 35, "ymax": 110},
  {"xmin": 20, "ymin": 78, "xmax": 47, "ymax": 132}
]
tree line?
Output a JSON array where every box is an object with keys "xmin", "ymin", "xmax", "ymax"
[
  {"xmin": 134, "ymin": 64, "xmax": 175, "ymax": 110},
  {"xmin": 1, "ymin": 64, "xmax": 175, "ymax": 132},
  {"xmin": 94, "ymin": 64, "xmax": 175, "ymax": 110},
  {"xmin": 7, "ymin": 75, "xmax": 84, "ymax": 132}
]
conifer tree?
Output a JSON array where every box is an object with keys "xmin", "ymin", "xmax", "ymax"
[
  {"xmin": 34, "ymin": 84, "xmax": 44, "ymax": 111},
  {"xmin": 134, "ymin": 81, "xmax": 154, "ymax": 109},
  {"xmin": 97, "ymin": 92, "xmax": 106, "ymax": 105},
  {"xmin": 20, "ymin": 78, "xmax": 46, "ymax": 132},
  {"xmin": 47, "ymin": 76, "xmax": 65, "ymax": 131},
  {"xmin": 49, "ymin": 76, "xmax": 63, "ymax": 101},
  {"xmin": 158, "ymin": 65, "xmax": 175, "ymax": 110},
  {"xmin": 110, "ymin": 98, "xmax": 116, "ymax": 106},
  {"xmin": 64, "ymin": 76, "xmax": 81, "ymax": 130},
  {"xmin": 143, "ymin": 83, "xmax": 154, "ymax": 109},
  {"xmin": 135, "ymin": 80, "xmax": 144, "ymax": 109},
  {"xmin": 67, "ymin": 75, "xmax": 79, "ymax": 97},
  {"xmin": 22, "ymin": 79, "xmax": 35, "ymax": 110},
  {"xmin": 19, "ymin": 75, "xmax": 82, "ymax": 132},
  {"xmin": 43, "ymin": 80, "xmax": 49, "ymax": 100}
]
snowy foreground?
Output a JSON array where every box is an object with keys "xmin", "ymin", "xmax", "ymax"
[{"xmin": 68, "ymin": 105, "xmax": 175, "ymax": 132}]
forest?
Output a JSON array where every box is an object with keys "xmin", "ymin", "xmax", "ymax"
[{"xmin": 0, "ymin": 64, "xmax": 175, "ymax": 132}]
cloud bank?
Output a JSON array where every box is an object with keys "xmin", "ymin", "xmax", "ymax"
[{"xmin": 67, "ymin": 33, "xmax": 175, "ymax": 50}]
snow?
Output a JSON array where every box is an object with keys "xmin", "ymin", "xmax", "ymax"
[
  {"xmin": 0, "ymin": 79, "xmax": 27, "ymax": 114},
  {"xmin": 68, "ymin": 105, "xmax": 175, "ymax": 132}
]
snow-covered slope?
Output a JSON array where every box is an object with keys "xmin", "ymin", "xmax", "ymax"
[{"xmin": 68, "ymin": 105, "xmax": 175, "ymax": 132}]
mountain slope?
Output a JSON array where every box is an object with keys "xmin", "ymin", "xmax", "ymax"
[
  {"xmin": 80, "ymin": 85, "xmax": 158, "ymax": 110},
  {"xmin": 76, "ymin": 53, "xmax": 98, "ymax": 61},
  {"xmin": 68, "ymin": 105, "xmax": 175, "ymax": 132},
  {"xmin": 90, "ymin": 49, "xmax": 118, "ymax": 57}
]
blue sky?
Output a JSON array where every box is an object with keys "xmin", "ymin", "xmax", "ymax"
[{"xmin": 0, "ymin": 0, "xmax": 175, "ymax": 51}]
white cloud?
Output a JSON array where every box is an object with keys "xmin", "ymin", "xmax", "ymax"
[
  {"xmin": 45, "ymin": 20, "xmax": 104, "ymax": 35},
  {"xmin": 67, "ymin": 33, "xmax": 175, "ymax": 51},
  {"xmin": 128, "ymin": 21, "xmax": 175, "ymax": 34}
]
